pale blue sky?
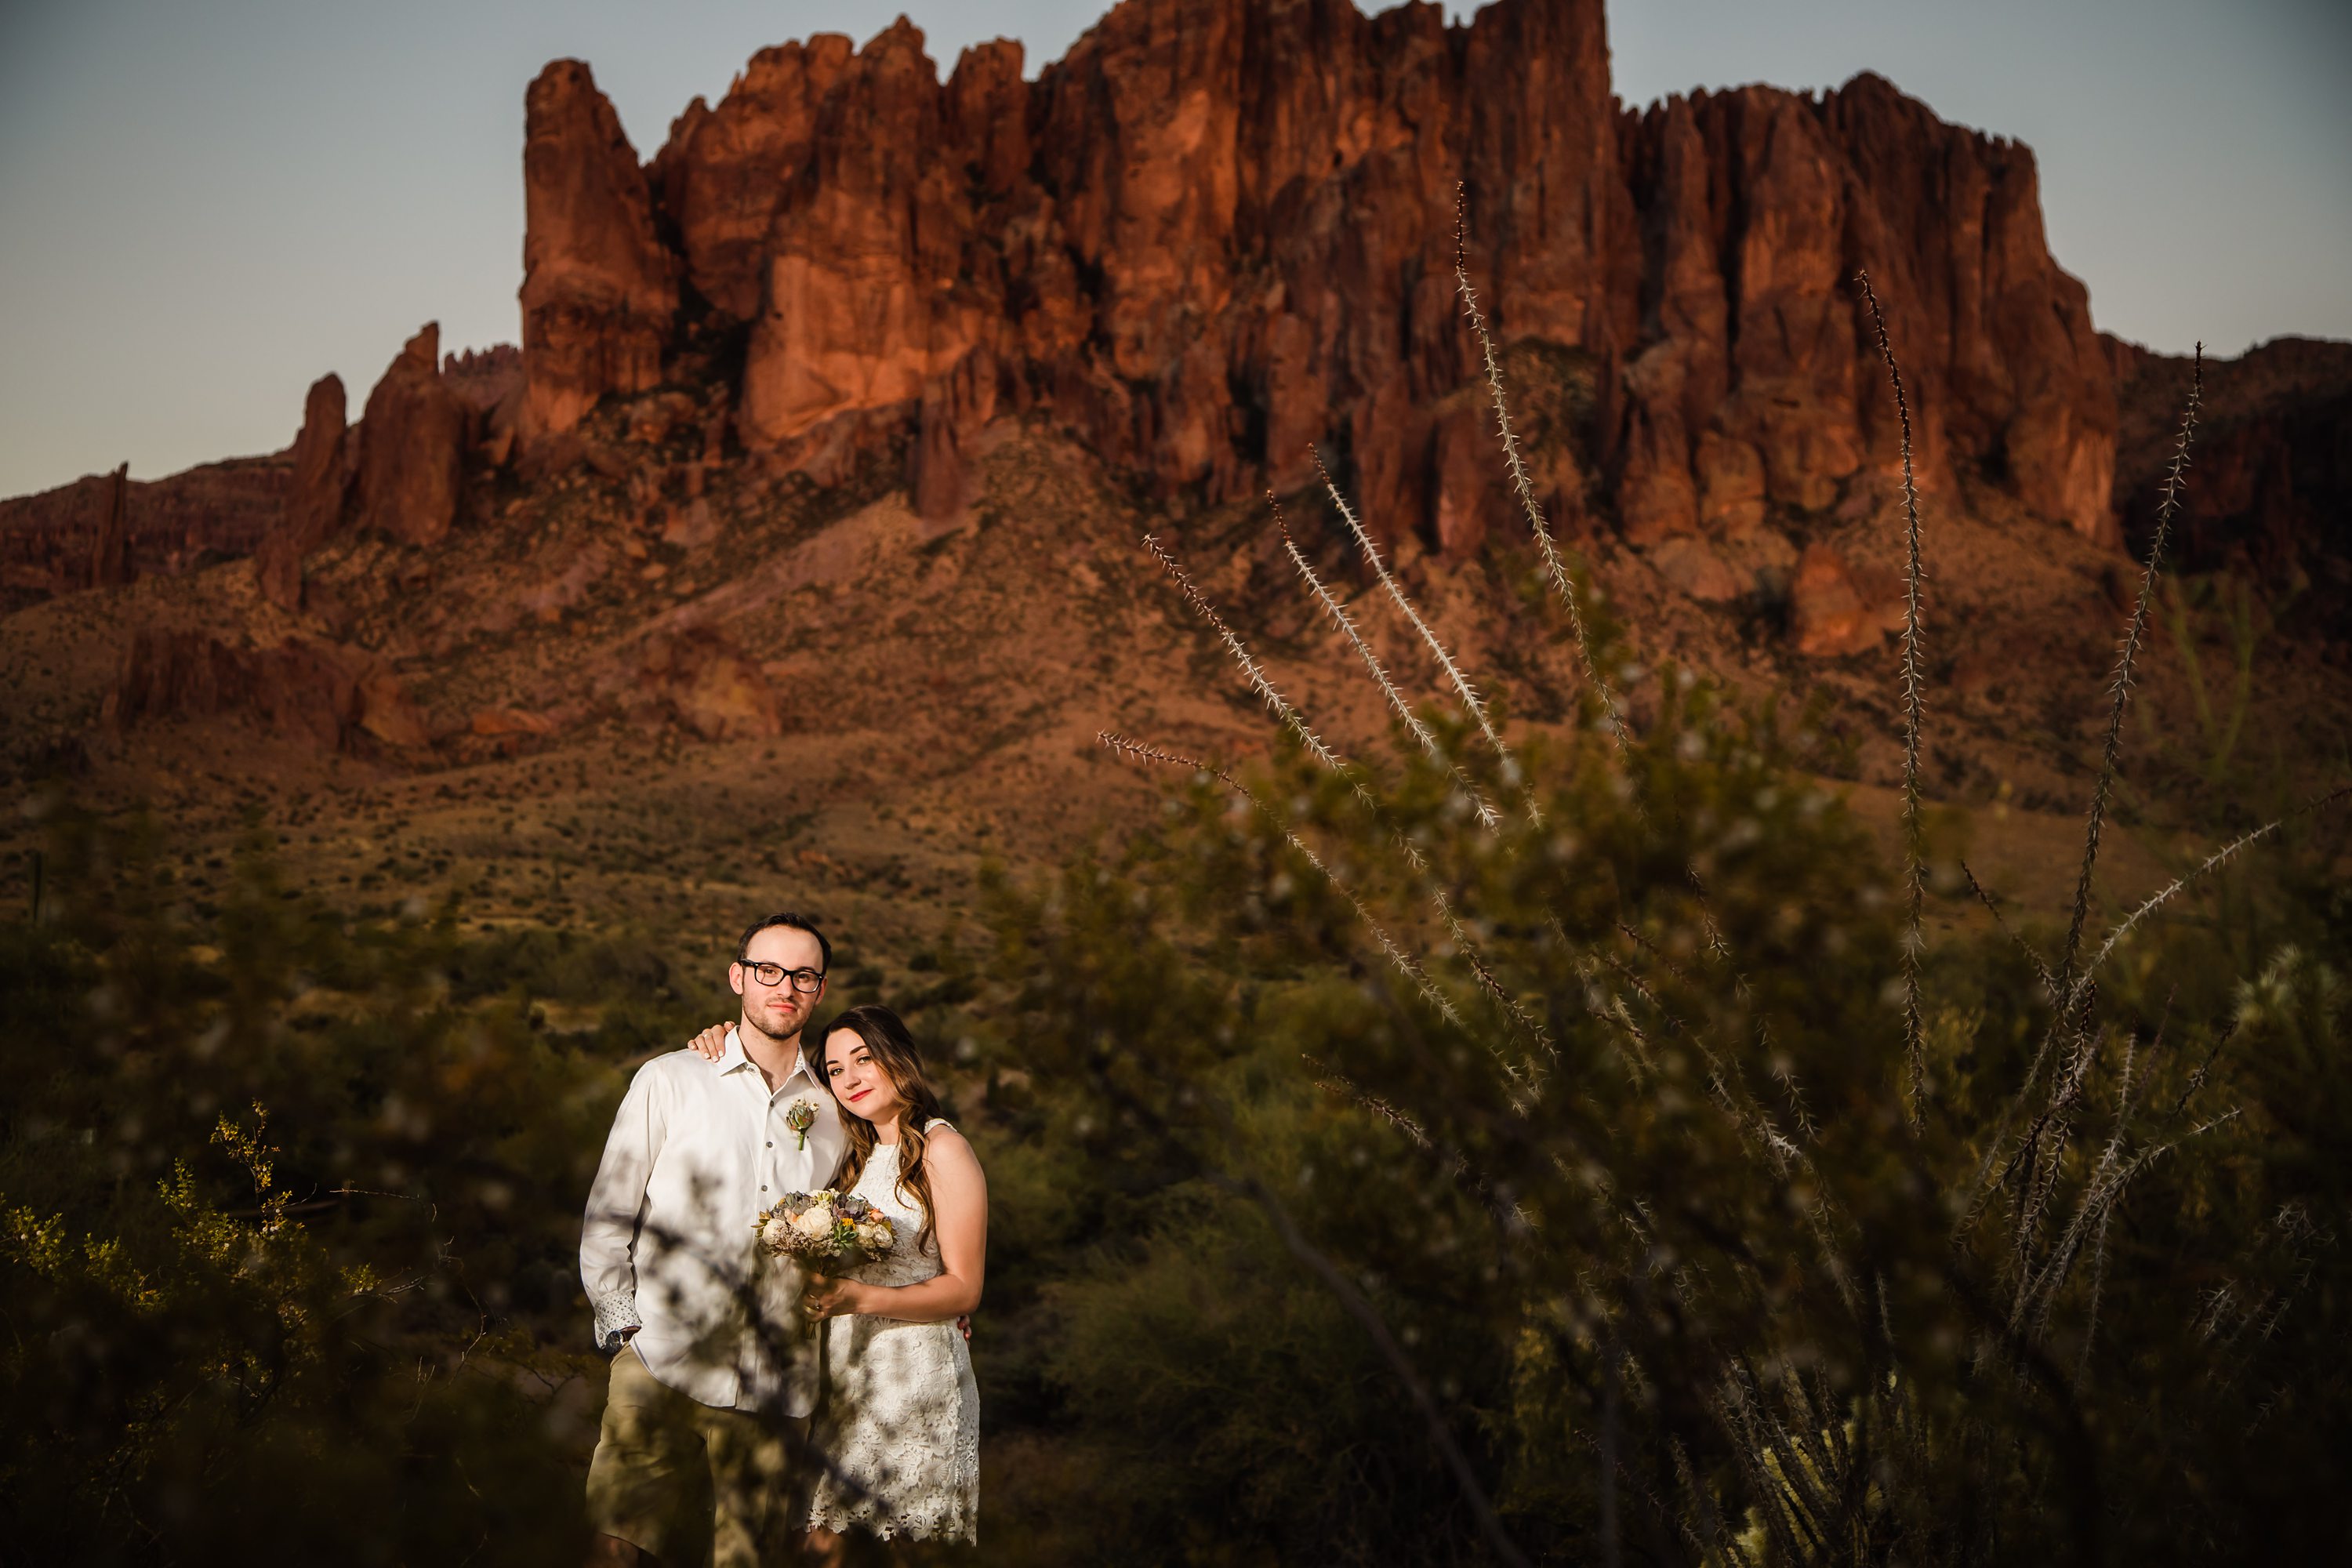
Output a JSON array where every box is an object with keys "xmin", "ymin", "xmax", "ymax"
[{"xmin": 1, "ymin": 1, "xmax": 2344, "ymax": 499}]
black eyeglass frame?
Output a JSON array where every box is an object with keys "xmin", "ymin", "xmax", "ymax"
[{"xmin": 740, "ymin": 961, "xmax": 826, "ymax": 993}]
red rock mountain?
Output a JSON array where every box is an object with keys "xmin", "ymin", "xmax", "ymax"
[
  {"xmin": 14, "ymin": 0, "xmax": 2340, "ymax": 633},
  {"xmin": 518, "ymin": 0, "xmax": 2115, "ymax": 553},
  {"xmin": 8, "ymin": 0, "xmax": 2347, "ymax": 942}
]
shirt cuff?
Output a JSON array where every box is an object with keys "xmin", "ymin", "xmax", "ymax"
[{"xmin": 592, "ymin": 1287, "xmax": 642, "ymax": 1353}]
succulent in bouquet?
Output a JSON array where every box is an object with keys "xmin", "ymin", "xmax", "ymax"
[{"xmin": 753, "ymin": 1189, "xmax": 896, "ymax": 1276}]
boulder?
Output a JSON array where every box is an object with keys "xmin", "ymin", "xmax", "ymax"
[
  {"xmin": 1647, "ymin": 536, "xmax": 1744, "ymax": 603},
  {"xmin": 634, "ymin": 629, "xmax": 782, "ymax": 740},
  {"xmin": 352, "ymin": 667, "xmax": 431, "ymax": 748},
  {"xmin": 469, "ymin": 706, "xmax": 561, "ymax": 738},
  {"xmin": 107, "ymin": 629, "xmax": 430, "ymax": 751},
  {"xmin": 1789, "ymin": 543, "xmax": 1902, "ymax": 658}
]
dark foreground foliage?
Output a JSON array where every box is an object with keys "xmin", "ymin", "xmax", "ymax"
[
  {"xmin": 963, "ymin": 702, "xmax": 2350, "ymax": 1566},
  {"xmin": 0, "ymin": 808, "xmax": 695, "ymax": 1566},
  {"xmin": 2, "ymin": 691, "xmax": 2343, "ymax": 1566}
]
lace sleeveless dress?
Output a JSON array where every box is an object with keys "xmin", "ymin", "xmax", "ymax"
[{"xmin": 804, "ymin": 1128, "xmax": 980, "ymax": 1543}]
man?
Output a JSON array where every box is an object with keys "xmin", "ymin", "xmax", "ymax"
[{"xmin": 580, "ymin": 913, "xmax": 847, "ymax": 1567}]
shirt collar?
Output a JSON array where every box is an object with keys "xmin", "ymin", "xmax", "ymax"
[
  {"xmin": 714, "ymin": 1028, "xmax": 818, "ymax": 1089},
  {"xmin": 713, "ymin": 1027, "xmax": 753, "ymax": 1075}
]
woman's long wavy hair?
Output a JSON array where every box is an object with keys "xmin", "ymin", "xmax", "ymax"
[{"xmin": 822, "ymin": 1004, "xmax": 950, "ymax": 1253}]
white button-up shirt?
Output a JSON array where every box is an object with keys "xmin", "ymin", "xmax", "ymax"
[{"xmin": 579, "ymin": 1028, "xmax": 848, "ymax": 1414}]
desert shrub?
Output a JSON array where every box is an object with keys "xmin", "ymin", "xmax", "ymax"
[
  {"xmin": 0, "ymin": 801, "xmax": 707, "ymax": 1565},
  {"xmin": 947, "ymin": 285, "xmax": 2349, "ymax": 1565},
  {"xmin": 953, "ymin": 687, "xmax": 2346, "ymax": 1566},
  {"xmin": 978, "ymin": 1049, "xmax": 1503, "ymax": 1564}
]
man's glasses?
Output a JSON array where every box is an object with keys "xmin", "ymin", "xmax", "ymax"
[{"xmin": 742, "ymin": 962, "xmax": 825, "ymax": 993}]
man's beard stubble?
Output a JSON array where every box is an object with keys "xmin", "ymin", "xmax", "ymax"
[{"xmin": 746, "ymin": 996, "xmax": 805, "ymax": 1045}]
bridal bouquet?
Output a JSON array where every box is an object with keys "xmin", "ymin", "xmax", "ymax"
[{"xmin": 753, "ymin": 1189, "xmax": 895, "ymax": 1274}]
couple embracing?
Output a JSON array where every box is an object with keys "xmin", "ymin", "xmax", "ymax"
[{"xmin": 579, "ymin": 912, "xmax": 985, "ymax": 1565}]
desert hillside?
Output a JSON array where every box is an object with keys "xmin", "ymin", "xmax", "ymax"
[{"xmin": 2, "ymin": 0, "xmax": 2346, "ymax": 967}]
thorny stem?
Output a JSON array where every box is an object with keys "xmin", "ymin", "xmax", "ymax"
[
  {"xmin": 1962, "ymin": 862, "xmax": 2059, "ymax": 1002},
  {"xmin": 1272, "ymin": 496, "xmax": 1501, "ymax": 830},
  {"xmin": 2062, "ymin": 786, "xmax": 2352, "ymax": 1017},
  {"xmin": 1857, "ymin": 270, "xmax": 1929, "ymax": 1125},
  {"xmin": 1454, "ymin": 183, "xmax": 1632, "ymax": 755},
  {"xmin": 2067, "ymin": 1007, "xmax": 2161, "ymax": 1379},
  {"xmin": 1972, "ymin": 360, "xmax": 2209, "ymax": 1241},
  {"xmin": 2058, "ymin": 349, "xmax": 2203, "ymax": 990},
  {"xmin": 1142, "ymin": 532, "xmax": 1345, "ymax": 772},
  {"xmin": 1148, "ymin": 511, "xmax": 1547, "ymax": 1062},
  {"xmin": 1309, "ymin": 447, "xmax": 1531, "ymax": 820}
]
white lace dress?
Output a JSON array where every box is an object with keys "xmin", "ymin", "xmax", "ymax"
[{"xmin": 804, "ymin": 1130, "xmax": 980, "ymax": 1543}]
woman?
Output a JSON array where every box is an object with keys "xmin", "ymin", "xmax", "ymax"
[{"xmin": 691, "ymin": 1004, "xmax": 985, "ymax": 1555}]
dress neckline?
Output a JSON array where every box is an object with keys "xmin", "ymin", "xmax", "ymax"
[{"xmin": 869, "ymin": 1117, "xmax": 952, "ymax": 1160}]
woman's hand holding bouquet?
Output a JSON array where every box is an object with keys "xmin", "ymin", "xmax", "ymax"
[{"xmin": 753, "ymin": 1189, "xmax": 895, "ymax": 1322}]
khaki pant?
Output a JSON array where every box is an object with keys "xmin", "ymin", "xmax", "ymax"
[{"xmin": 586, "ymin": 1346, "xmax": 808, "ymax": 1566}]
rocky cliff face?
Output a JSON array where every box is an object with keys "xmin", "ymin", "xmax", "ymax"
[
  {"xmin": 0, "ymin": 456, "xmax": 290, "ymax": 608},
  {"xmin": 256, "ymin": 374, "xmax": 349, "ymax": 608},
  {"xmin": 357, "ymin": 324, "xmax": 469, "ymax": 549},
  {"xmin": 2109, "ymin": 334, "xmax": 2352, "ymax": 587},
  {"xmin": 0, "ymin": 0, "xmax": 2207, "ymax": 634},
  {"xmin": 107, "ymin": 628, "xmax": 429, "ymax": 752},
  {"xmin": 516, "ymin": 0, "xmax": 2118, "ymax": 553},
  {"xmin": 519, "ymin": 60, "xmax": 677, "ymax": 448},
  {"xmin": 1612, "ymin": 75, "xmax": 2115, "ymax": 545}
]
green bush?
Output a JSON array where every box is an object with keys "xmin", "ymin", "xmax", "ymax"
[
  {"xmin": 951, "ymin": 683, "xmax": 2348, "ymax": 1566},
  {"xmin": 0, "ymin": 804, "xmax": 706, "ymax": 1565}
]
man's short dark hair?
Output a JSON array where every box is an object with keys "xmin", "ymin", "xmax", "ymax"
[{"xmin": 736, "ymin": 912, "xmax": 831, "ymax": 973}]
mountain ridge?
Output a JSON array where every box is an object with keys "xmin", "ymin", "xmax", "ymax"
[{"xmin": 2, "ymin": 0, "xmax": 2345, "ymax": 961}]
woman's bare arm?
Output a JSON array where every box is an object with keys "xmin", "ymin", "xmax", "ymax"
[{"xmin": 814, "ymin": 1127, "xmax": 986, "ymax": 1324}]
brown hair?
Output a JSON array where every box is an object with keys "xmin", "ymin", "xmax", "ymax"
[
  {"xmin": 822, "ymin": 1004, "xmax": 950, "ymax": 1253},
  {"xmin": 735, "ymin": 911, "xmax": 831, "ymax": 971}
]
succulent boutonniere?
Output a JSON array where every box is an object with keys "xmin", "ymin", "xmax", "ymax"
[{"xmin": 785, "ymin": 1099, "xmax": 817, "ymax": 1151}]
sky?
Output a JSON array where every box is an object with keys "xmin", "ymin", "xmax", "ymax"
[{"xmin": 1, "ymin": 0, "xmax": 2345, "ymax": 500}]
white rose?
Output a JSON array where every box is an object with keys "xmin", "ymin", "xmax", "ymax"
[
  {"xmin": 792, "ymin": 1207, "xmax": 833, "ymax": 1240},
  {"xmin": 758, "ymin": 1214, "xmax": 798, "ymax": 1253}
]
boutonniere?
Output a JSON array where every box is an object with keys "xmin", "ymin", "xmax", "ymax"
[{"xmin": 785, "ymin": 1099, "xmax": 817, "ymax": 1150}]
